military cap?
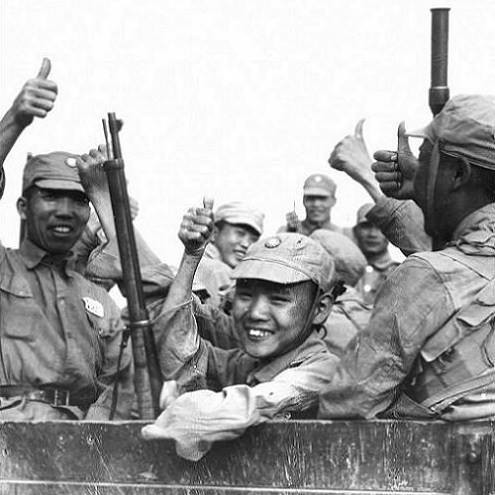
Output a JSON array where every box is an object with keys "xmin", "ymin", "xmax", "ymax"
[
  {"xmin": 310, "ymin": 229, "xmax": 366, "ymax": 287},
  {"xmin": 22, "ymin": 151, "xmax": 84, "ymax": 193},
  {"xmin": 355, "ymin": 203, "xmax": 374, "ymax": 226},
  {"xmin": 232, "ymin": 233, "xmax": 335, "ymax": 292},
  {"xmin": 303, "ymin": 174, "xmax": 336, "ymax": 197},
  {"xmin": 407, "ymin": 94, "xmax": 495, "ymax": 170},
  {"xmin": 214, "ymin": 202, "xmax": 264, "ymax": 235}
]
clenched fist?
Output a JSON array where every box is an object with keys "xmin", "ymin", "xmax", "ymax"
[{"xmin": 178, "ymin": 198, "xmax": 215, "ymax": 255}]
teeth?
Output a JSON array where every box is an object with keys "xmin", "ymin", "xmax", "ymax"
[
  {"xmin": 53, "ymin": 226, "xmax": 71, "ymax": 233},
  {"xmin": 248, "ymin": 329, "xmax": 271, "ymax": 338}
]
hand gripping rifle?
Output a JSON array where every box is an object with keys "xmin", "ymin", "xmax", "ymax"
[{"xmin": 102, "ymin": 113, "xmax": 162, "ymax": 419}]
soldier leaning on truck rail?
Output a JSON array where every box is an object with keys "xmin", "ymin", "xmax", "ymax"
[
  {"xmin": 323, "ymin": 95, "xmax": 495, "ymax": 420},
  {"xmin": 140, "ymin": 202, "xmax": 342, "ymax": 461},
  {"xmin": 0, "ymin": 64, "xmax": 134, "ymax": 420}
]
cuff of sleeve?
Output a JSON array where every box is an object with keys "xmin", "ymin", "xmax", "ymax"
[{"xmin": 367, "ymin": 197, "xmax": 404, "ymax": 231}]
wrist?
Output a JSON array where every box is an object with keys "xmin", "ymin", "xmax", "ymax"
[{"xmin": 184, "ymin": 247, "xmax": 206, "ymax": 259}]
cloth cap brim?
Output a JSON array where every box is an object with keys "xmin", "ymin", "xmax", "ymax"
[
  {"xmin": 232, "ymin": 258, "xmax": 311, "ymax": 285},
  {"xmin": 221, "ymin": 216, "xmax": 262, "ymax": 235},
  {"xmin": 34, "ymin": 178, "xmax": 85, "ymax": 193},
  {"xmin": 303, "ymin": 187, "xmax": 332, "ymax": 197},
  {"xmin": 405, "ymin": 125, "xmax": 434, "ymax": 142}
]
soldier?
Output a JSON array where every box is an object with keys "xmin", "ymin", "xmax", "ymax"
[
  {"xmin": 195, "ymin": 201, "xmax": 264, "ymax": 308},
  {"xmin": 279, "ymin": 173, "xmax": 348, "ymax": 237},
  {"xmin": 353, "ymin": 203, "xmax": 400, "ymax": 305},
  {"xmin": 0, "ymin": 151, "xmax": 134, "ymax": 420},
  {"xmin": 142, "ymin": 202, "xmax": 339, "ymax": 461},
  {"xmin": 319, "ymin": 95, "xmax": 495, "ymax": 421},
  {"xmin": 310, "ymin": 229, "xmax": 371, "ymax": 356}
]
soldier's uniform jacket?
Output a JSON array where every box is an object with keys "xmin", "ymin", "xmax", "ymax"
[
  {"xmin": 356, "ymin": 252, "xmax": 400, "ymax": 305},
  {"xmin": 318, "ymin": 203, "xmax": 495, "ymax": 421},
  {"xmin": 0, "ymin": 238, "xmax": 134, "ymax": 420}
]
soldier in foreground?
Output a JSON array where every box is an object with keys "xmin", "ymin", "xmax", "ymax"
[
  {"xmin": 142, "ymin": 201, "xmax": 340, "ymax": 460},
  {"xmin": 320, "ymin": 95, "xmax": 495, "ymax": 420}
]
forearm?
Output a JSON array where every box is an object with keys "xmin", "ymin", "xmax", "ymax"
[
  {"xmin": 367, "ymin": 197, "xmax": 432, "ymax": 255},
  {"xmin": 164, "ymin": 251, "xmax": 202, "ymax": 309},
  {"xmin": 357, "ymin": 173, "xmax": 384, "ymax": 203},
  {"xmin": 0, "ymin": 109, "xmax": 27, "ymax": 200},
  {"xmin": 0, "ymin": 108, "xmax": 26, "ymax": 168}
]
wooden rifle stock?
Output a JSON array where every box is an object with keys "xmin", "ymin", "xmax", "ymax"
[
  {"xmin": 103, "ymin": 113, "xmax": 162, "ymax": 419},
  {"xmin": 430, "ymin": 8, "xmax": 450, "ymax": 115}
]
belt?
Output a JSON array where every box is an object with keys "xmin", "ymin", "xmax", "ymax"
[{"xmin": 0, "ymin": 385, "xmax": 80, "ymax": 407}]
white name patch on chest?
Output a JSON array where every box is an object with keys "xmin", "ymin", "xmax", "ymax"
[{"xmin": 82, "ymin": 297, "xmax": 104, "ymax": 318}]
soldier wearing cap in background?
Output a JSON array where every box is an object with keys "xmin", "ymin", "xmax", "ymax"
[
  {"xmin": 310, "ymin": 230, "xmax": 371, "ymax": 356},
  {"xmin": 279, "ymin": 173, "xmax": 348, "ymax": 237},
  {"xmin": 319, "ymin": 95, "xmax": 495, "ymax": 421},
  {"xmin": 353, "ymin": 203, "xmax": 400, "ymax": 305},
  {"xmin": 141, "ymin": 200, "xmax": 340, "ymax": 461},
  {"xmin": 194, "ymin": 201, "xmax": 264, "ymax": 309},
  {"xmin": 0, "ymin": 151, "xmax": 134, "ymax": 420}
]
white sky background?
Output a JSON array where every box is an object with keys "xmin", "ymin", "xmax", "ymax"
[{"xmin": 2, "ymin": 0, "xmax": 495, "ymax": 268}]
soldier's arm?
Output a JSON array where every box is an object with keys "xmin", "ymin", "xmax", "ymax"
[
  {"xmin": 0, "ymin": 59, "xmax": 57, "ymax": 199},
  {"xmin": 318, "ymin": 256, "xmax": 451, "ymax": 419}
]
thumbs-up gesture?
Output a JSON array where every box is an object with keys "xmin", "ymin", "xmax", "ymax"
[
  {"xmin": 328, "ymin": 119, "xmax": 375, "ymax": 186},
  {"xmin": 12, "ymin": 58, "xmax": 58, "ymax": 127},
  {"xmin": 178, "ymin": 197, "xmax": 215, "ymax": 256},
  {"xmin": 372, "ymin": 122, "xmax": 418, "ymax": 200}
]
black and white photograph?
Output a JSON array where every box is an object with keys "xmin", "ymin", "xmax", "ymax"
[{"xmin": 0, "ymin": 0, "xmax": 494, "ymax": 493}]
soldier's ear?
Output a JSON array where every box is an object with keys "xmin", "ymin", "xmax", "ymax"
[
  {"xmin": 452, "ymin": 157, "xmax": 473, "ymax": 190},
  {"xmin": 210, "ymin": 224, "xmax": 219, "ymax": 243},
  {"xmin": 17, "ymin": 196, "xmax": 28, "ymax": 220},
  {"xmin": 312, "ymin": 292, "xmax": 333, "ymax": 326}
]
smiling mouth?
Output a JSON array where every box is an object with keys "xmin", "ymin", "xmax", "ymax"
[
  {"xmin": 51, "ymin": 225, "xmax": 74, "ymax": 235},
  {"xmin": 246, "ymin": 328, "xmax": 274, "ymax": 341}
]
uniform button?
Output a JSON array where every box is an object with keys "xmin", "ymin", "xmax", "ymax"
[{"xmin": 363, "ymin": 284, "xmax": 371, "ymax": 292}]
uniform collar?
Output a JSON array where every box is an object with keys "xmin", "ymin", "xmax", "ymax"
[
  {"xmin": 301, "ymin": 218, "xmax": 334, "ymax": 233},
  {"xmin": 248, "ymin": 331, "xmax": 326, "ymax": 384},
  {"xmin": 369, "ymin": 251, "xmax": 395, "ymax": 271},
  {"xmin": 204, "ymin": 243, "xmax": 222, "ymax": 261},
  {"xmin": 452, "ymin": 202, "xmax": 495, "ymax": 241},
  {"xmin": 19, "ymin": 238, "xmax": 75, "ymax": 274},
  {"xmin": 450, "ymin": 202, "xmax": 495, "ymax": 256}
]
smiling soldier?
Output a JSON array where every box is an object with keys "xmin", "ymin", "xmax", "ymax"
[
  {"xmin": 0, "ymin": 152, "xmax": 133, "ymax": 420},
  {"xmin": 193, "ymin": 202, "xmax": 264, "ymax": 308},
  {"xmin": 142, "ymin": 199, "xmax": 339, "ymax": 461},
  {"xmin": 279, "ymin": 173, "xmax": 347, "ymax": 236}
]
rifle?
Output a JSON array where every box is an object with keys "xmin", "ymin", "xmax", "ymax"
[{"xmin": 102, "ymin": 113, "xmax": 162, "ymax": 419}]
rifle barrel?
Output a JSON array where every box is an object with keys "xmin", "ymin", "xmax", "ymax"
[{"xmin": 429, "ymin": 8, "xmax": 450, "ymax": 115}]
